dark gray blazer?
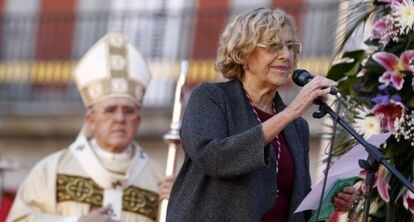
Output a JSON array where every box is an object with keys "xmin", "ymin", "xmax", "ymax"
[{"xmin": 167, "ymin": 80, "xmax": 311, "ymax": 222}]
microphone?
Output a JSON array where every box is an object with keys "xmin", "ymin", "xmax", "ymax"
[{"xmin": 292, "ymin": 69, "xmax": 338, "ymax": 95}]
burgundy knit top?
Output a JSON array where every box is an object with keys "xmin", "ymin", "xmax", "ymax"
[{"xmin": 253, "ymin": 106, "xmax": 295, "ymax": 222}]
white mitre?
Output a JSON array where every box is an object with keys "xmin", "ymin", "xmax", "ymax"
[{"xmin": 74, "ymin": 32, "xmax": 151, "ymax": 107}]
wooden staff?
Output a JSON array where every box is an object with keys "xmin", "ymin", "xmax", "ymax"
[{"xmin": 158, "ymin": 60, "xmax": 188, "ymax": 222}]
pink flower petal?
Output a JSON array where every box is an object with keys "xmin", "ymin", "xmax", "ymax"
[
  {"xmin": 403, "ymin": 190, "xmax": 414, "ymax": 214},
  {"xmin": 373, "ymin": 52, "xmax": 399, "ymax": 71},
  {"xmin": 412, "ymin": 77, "xmax": 414, "ymax": 90},
  {"xmin": 360, "ymin": 183, "xmax": 367, "ymax": 193},
  {"xmin": 390, "ymin": 74, "xmax": 404, "ymax": 90},
  {"xmin": 385, "ymin": 117, "xmax": 396, "ymax": 131},
  {"xmin": 374, "ymin": 20, "xmax": 387, "ymax": 30},
  {"xmin": 359, "ymin": 170, "xmax": 367, "ymax": 178},
  {"xmin": 376, "ymin": 165, "xmax": 390, "ymax": 202},
  {"xmin": 379, "ymin": 71, "xmax": 393, "ymax": 85},
  {"xmin": 377, "ymin": 184, "xmax": 390, "ymax": 202},
  {"xmin": 372, "ymin": 20, "xmax": 387, "ymax": 40},
  {"xmin": 358, "ymin": 171, "xmax": 367, "ymax": 192},
  {"xmin": 391, "ymin": 0, "xmax": 407, "ymax": 10},
  {"xmin": 399, "ymin": 50, "xmax": 414, "ymax": 71},
  {"xmin": 372, "ymin": 102, "xmax": 405, "ymax": 131},
  {"xmin": 408, "ymin": 189, "xmax": 414, "ymax": 199}
]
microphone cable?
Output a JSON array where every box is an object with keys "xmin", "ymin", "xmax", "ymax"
[{"xmin": 314, "ymin": 93, "xmax": 342, "ymax": 221}]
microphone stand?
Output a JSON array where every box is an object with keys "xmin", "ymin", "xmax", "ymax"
[
  {"xmin": 313, "ymin": 95, "xmax": 341, "ymax": 222},
  {"xmin": 312, "ymin": 98, "xmax": 414, "ymax": 222}
]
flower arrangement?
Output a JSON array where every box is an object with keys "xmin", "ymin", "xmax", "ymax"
[{"xmin": 327, "ymin": 0, "xmax": 414, "ymax": 220}]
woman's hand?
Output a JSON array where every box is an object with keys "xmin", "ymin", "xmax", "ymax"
[
  {"xmin": 286, "ymin": 76, "xmax": 337, "ymax": 118},
  {"xmin": 333, "ymin": 186, "xmax": 356, "ymax": 212},
  {"xmin": 262, "ymin": 76, "xmax": 337, "ymax": 144}
]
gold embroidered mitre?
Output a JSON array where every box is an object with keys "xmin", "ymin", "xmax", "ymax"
[{"xmin": 74, "ymin": 32, "xmax": 151, "ymax": 107}]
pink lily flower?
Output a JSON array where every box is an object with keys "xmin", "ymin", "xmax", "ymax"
[
  {"xmin": 403, "ymin": 186, "xmax": 414, "ymax": 213},
  {"xmin": 371, "ymin": 19, "xmax": 389, "ymax": 43},
  {"xmin": 373, "ymin": 19, "xmax": 386, "ymax": 35},
  {"xmin": 372, "ymin": 50, "xmax": 414, "ymax": 90},
  {"xmin": 359, "ymin": 164, "xmax": 391, "ymax": 202},
  {"xmin": 372, "ymin": 100, "xmax": 405, "ymax": 131}
]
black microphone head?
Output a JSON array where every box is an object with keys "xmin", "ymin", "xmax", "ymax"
[
  {"xmin": 292, "ymin": 69, "xmax": 314, "ymax": 87},
  {"xmin": 293, "ymin": 69, "xmax": 338, "ymax": 95}
]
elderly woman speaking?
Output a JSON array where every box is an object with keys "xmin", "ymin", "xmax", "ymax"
[{"xmin": 167, "ymin": 8, "xmax": 354, "ymax": 222}]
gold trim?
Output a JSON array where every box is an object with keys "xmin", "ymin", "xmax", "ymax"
[
  {"xmin": 80, "ymin": 78, "xmax": 145, "ymax": 106},
  {"xmin": 56, "ymin": 174, "xmax": 159, "ymax": 219},
  {"xmin": 107, "ymin": 38, "xmax": 128, "ymax": 78},
  {"xmin": 123, "ymin": 186, "xmax": 159, "ymax": 220},
  {"xmin": 57, "ymin": 174, "xmax": 103, "ymax": 208}
]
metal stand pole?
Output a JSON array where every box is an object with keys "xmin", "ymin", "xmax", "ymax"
[
  {"xmin": 359, "ymin": 155, "xmax": 379, "ymax": 222},
  {"xmin": 158, "ymin": 61, "xmax": 188, "ymax": 222},
  {"xmin": 313, "ymin": 98, "xmax": 414, "ymax": 221}
]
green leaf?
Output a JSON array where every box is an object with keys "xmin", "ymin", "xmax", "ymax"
[
  {"xmin": 337, "ymin": 76, "xmax": 361, "ymax": 97},
  {"xmin": 384, "ymin": 41, "xmax": 406, "ymax": 54},
  {"xmin": 327, "ymin": 50, "xmax": 366, "ymax": 81},
  {"xmin": 328, "ymin": 63, "xmax": 355, "ymax": 81},
  {"xmin": 407, "ymin": 97, "xmax": 414, "ymax": 109},
  {"xmin": 364, "ymin": 57, "xmax": 385, "ymax": 74},
  {"xmin": 406, "ymin": 32, "xmax": 414, "ymax": 49},
  {"xmin": 343, "ymin": 50, "xmax": 366, "ymax": 60},
  {"xmin": 412, "ymin": 157, "xmax": 414, "ymax": 178},
  {"xmin": 395, "ymin": 187, "xmax": 407, "ymax": 203},
  {"xmin": 364, "ymin": 38, "xmax": 381, "ymax": 47}
]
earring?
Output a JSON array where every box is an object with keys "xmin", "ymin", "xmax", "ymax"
[{"xmin": 243, "ymin": 64, "xmax": 249, "ymax": 71}]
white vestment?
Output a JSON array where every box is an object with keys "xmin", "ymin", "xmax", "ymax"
[{"xmin": 7, "ymin": 134, "xmax": 164, "ymax": 222}]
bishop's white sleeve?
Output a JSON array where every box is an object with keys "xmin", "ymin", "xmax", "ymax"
[{"xmin": 6, "ymin": 153, "xmax": 71, "ymax": 222}]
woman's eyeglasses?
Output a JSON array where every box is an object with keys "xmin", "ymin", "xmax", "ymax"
[{"xmin": 257, "ymin": 42, "xmax": 302, "ymax": 55}]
